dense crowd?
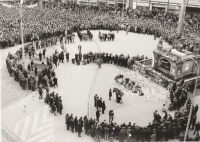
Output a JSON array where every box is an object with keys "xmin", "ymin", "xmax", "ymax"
[
  {"xmin": 1, "ymin": 1, "xmax": 200, "ymax": 49},
  {"xmin": 45, "ymin": 89, "xmax": 63, "ymax": 116},
  {"xmin": 64, "ymin": 85, "xmax": 200, "ymax": 142},
  {"xmin": 5, "ymin": 34, "xmax": 64, "ymax": 93}
]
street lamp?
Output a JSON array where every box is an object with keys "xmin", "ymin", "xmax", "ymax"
[
  {"xmin": 178, "ymin": 0, "xmax": 187, "ymax": 35},
  {"xmin": 167, "ymin": 0, "xmax": 170, "ymax": 12},
  {"xmin": 184, "ymin": 56, "xmax": 200, "ymax": 141},
  {"xmin": 0, "ymin": 2, "xmax": 38, "ymax": 69},
  {"xmin": 122, "ymin": 0, "xmax": 125, "ymax": 16}
]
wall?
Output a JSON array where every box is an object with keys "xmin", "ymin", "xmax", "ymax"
[{"xmin": 41, "ymin": 0, "xmax": 200, "ymax": 12}]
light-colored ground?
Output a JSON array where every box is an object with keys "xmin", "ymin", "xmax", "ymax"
[
  {"xmin": 0, "ymin": 30, "xmax": 169, "ymax": 107},
  {"xmin": 1, "ymin": 30, "xmax": 200, "ymax": 142}
]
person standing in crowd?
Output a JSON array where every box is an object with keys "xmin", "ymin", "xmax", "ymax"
[
  {"xmin": 78, "ymin": 117, "xmax": 83, "ymax": 133},
  {"xmin": 109, "ymin": 89, "xmax": 112, "ymax": 100},
  {"xmin": 78, "ymin": 45, "xmax": 81, "ymax": 51},
  {"xmin": 27, "ymin": 76, "xmax": 31, "ymax": 90},
  {"xmin": 96, "ymin": 109, "xmax": 100, "ymax": 122},
  {"xmin": 94, "ymin": 94, "xmax": 98, "ymax": 107},
  {"xmin": 110, "ymin": 131, "xmax": 114, "ymax": 142},
  {"xmin": 45, "ymin": 89, "xmax": 50, "ymax": 105},
  {"xmin": 71, "ymin": 118, "xmax": 75, "ymax": 133},
  {"xmin": 43, "ymin": 48, "xmax": 46, "ymax": 58},
  {"xmin": 179, "ymin": 131, "xmax": 184, "ymax": 141},
  {"xmin": 77, "ymin": 122, "xmax": 82, "ymax": 137},
  {"xmin": 29, "ymin": 50, "xmax": 32, "ymax": 59},
  {"xmin": 151, "ymin": 131, "xmax": 157, "ymax": 141},
  {"xmin": 118, "ymin": 128, "xmax": 126, "ymax": 142},
  {"xmin": 102, "ymin": 101, "xmax": 106, "ymax": 114},
  {"xmin": 38, "ymin": 86, "xmax": 43, "ymax": 99},
  {"xmin": 194, "ymin": 133, "xmax": 200, "ymax": 141},
  {"xmin": 90, "ymin": 34, "xmax": 93, "ymax": 41},
  {"xmin": 49, "ymin": 94, "xmax": 54, "ymax": 107},
  {"xmin": 79, "ymin": 51, "xmax": 82, "ymax": 61},
  {"xmin": 38, "ymin": 39, "xmax": 41, "ymax": 49},
  {"xmin": 84, "ymin": 119, "xmax": 89, "ymax": 135},
  {"xmin": 30, "ymin": 77, "xmax": 35, "ymax": 91},
  {"xmin": 53, "ymin": 54, "xmax": 58, "ymax": 68},
  {"xmin": 193, "ymin": 121, "xmax": 200, "ymax": 135},
  {"xmin": 34, "ymin": 66, "xmax": 38, "ymax": 76},
  {"xmin": 66, "ymin": 52, "xmax": 69, "ymax": 62},
  {"xmin": 53, "ymin": 77, "xmax": 58, "ymax": 88},
  {"xmin": 154, "ymin": 30, "xmax": 157, "ymax": 40},
  {"xmin": 58, "ymin": 100, "xmax": 63, "ymax": 115},
  {"xmin": 80, "ymin": 34, "xmax": 82, "ymax": 42},
  {"xmin": 74, "ymin": 116, "xmax": 78, "ymax": 132},
  {"xmin": 194, "ymin": 104, "xmax": 199, "ymax": 115},
  {"xmin": 31, "ymin": 60, "xmax": 34, "ymax": 71},
  {"xmin": 190, "ymin": 114, "xmax": 197, "ymax": 130},
  {"xmin": 109, "ymin": 110, "xmax": 114, "ymax": 123},
  {"xmin": 65, "ymin": 114, "xmax": 69, "ymax": 130},
  {"xmin": 39, "ymin": 51, "xmax": 42, "ymax": 61},
  {"xmin": 67, "ymin": 116, "xmax": 71, "ymax": 130},
  {"xmin": 97, "ymin": 97, "xmax": 102, "ymax": 111},
  {"xmin": 51, "ymin": 102, "xmax": 56, "ymax": 116},
  {"xmin": 91, "ymin": 123, "xmax": 96, "ymax": 137},
  {"xmin": 153, "ymin": 110, "xmax": 158, "ymax": 120},
  {"xmin": 104, "ymin": 125, "xmax": 109, "ymax": 141},
  {"xmin": 126, "ymin": 26, "xmax": 129, "ymax": 35},
  {"xmin": 95, "ymin": 125, "xmax": 102, "ymax": 141},
  {"xmin": 27, "ymin": 64, "xmax": 31, "ymax": 72}
]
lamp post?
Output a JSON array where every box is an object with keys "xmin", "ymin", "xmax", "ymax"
[
  {"xmin": 177, "ymin": 0, "xmax": 187, "ymax": 35},
  {"xmin": 184, "ymin": 57, "xmax": 199, "ymax": 141},
  {"xmin": 122, "ymin": 0, "xmax": 124, "ymax": 16},
  {"xmin": 149, "ymin": 0, "xmax": 151, "ymax": 10},
  {"xmin": 167, "ymin": 0, "xmax": 169, "ymax": 12},
  {"xmin": 20, "ymin": 4, "xmax": 24, "ymax": 69}
]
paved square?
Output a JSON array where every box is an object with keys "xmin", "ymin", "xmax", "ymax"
[{"xmin": 1, "ymin": 30, "xmax": 200, "ymax": 142}]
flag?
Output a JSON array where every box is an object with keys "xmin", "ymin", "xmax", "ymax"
[{"xmin": 20, "ymin": 0, "xmax": 24, "ymax": 5}]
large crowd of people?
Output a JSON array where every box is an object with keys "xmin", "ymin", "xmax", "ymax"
[
  {"xmin": 5, "ymin": 32, "xmax": 66, "ymax": 93},
  {"xmin": 1, "ymin": 1, "xmax": 200, "ymax": 49}
]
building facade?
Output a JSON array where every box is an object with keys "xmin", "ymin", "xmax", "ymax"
[
  {"xmin": 4, "ymin": 0, "xmax": 196, "ymax": 13},
  {"xmin": 54, "ymin": 0, "xmax": 200, "ymax": 13}
]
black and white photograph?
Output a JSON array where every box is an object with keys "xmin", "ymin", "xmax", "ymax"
[{"xmin": 1, "ymin": 0, "xmax": 200, "ymax": 142}]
